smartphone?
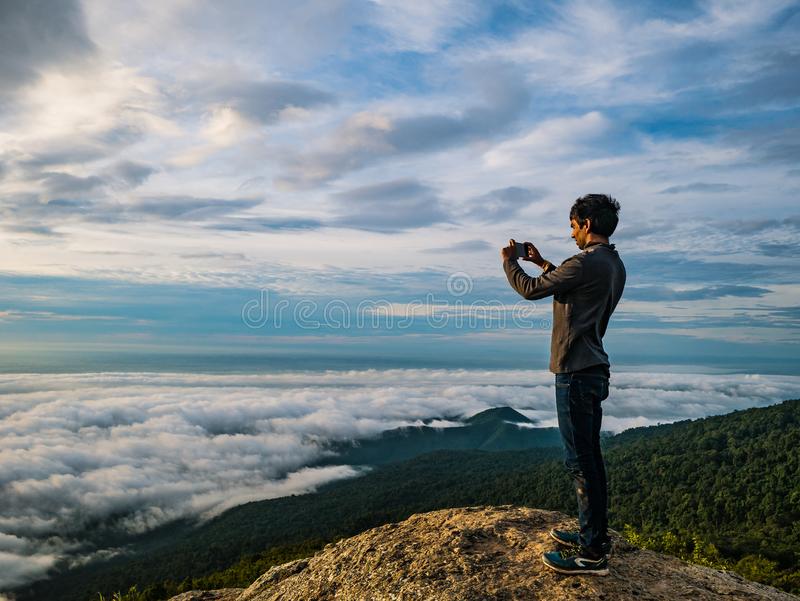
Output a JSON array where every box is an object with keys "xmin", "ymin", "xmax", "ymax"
[{"xmin": 514, "ymin": 241, "xmax": 529, "ymax": 260}]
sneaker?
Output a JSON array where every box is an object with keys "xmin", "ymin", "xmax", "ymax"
[
  {"xmin": 549, "ymin": 528, "xmax": 580, "ymax": 546},
  {"xmin": 542, "ymin": 550, "xmax": 609, "ymax": 576},
  {"xmin": 548, "ymin": 529, "xmax": 613, "ymax": 558}
]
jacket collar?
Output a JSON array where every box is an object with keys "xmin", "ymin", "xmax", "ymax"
[{"xmin": 584, "ymin": 241, "xmax": 615, "ymax": 251}]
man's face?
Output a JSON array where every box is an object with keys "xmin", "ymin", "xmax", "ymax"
[{"xmin": 570, "ymin": 218, "xmax": 589, "ymax": 249}]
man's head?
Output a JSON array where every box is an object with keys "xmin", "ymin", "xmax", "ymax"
[{"xmin": 569, "ymin": 194, "xmax": 620, "ymax": 249}]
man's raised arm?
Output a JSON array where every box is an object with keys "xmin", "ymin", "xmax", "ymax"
[{"xmin": 501, "ymin": 240, "xmax": 584, "ymax": 300}]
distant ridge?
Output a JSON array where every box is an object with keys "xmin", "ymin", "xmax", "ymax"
[
  {"xmin": 316, "ymin": 406, "xmax": 561, "ymax": 466},
  {"xmin": 464, "ymin": 406, "xmax": 533, "ymax": 426}
]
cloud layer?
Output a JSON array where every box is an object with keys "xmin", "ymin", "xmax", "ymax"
[
  {"xmin": 2, "ymin": 368, "xmax": 799, "ymax": 588},
  {"xmin": 0, "ymin": 0, "xmax": 94, "ymax": 94}
]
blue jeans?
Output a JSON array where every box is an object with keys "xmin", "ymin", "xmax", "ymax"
[{"xmin": 555, "ymin": 372, "xmax": 610, "ymax": 556}]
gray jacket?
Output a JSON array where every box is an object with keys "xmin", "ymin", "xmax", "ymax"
[{"xmin": 503, "ymin": 241, "xmax": 626, "ymax": 375}]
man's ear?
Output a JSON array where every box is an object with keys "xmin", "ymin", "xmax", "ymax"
[{"xmin": 584, "ymin": 218, "xmax": 592, "ymax": 233}]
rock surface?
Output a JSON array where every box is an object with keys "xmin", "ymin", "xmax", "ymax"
[
  {"xmin": 170, "ymin": 505, "xmax": 797, "ymax": 601},
  {"xmin": 166, "ymin": 590, "xmax": 243, "ymax": 601}
]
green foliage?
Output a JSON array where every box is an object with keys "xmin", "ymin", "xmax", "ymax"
[
  {"xmin": 609, "ymin": 399, "xmax": 800, "ymax": 594},
  {"xmin": 620, "ymin": 523, "xmax": 800, "ymax": 592},
  {"xmin": 621, "ymin": 524, "xmax": 731, "ymax": 569},
  {"xmin": 189, "ymin": 539, "xmax": 326, "ymax": 589},
  {"xmin": 735, "ymin": 554, "xmax": 780, "ymax": 583},
  {"xmin": 619, "ymin": 524, "xmax": 800, "ymax": 594},
  {"xmin": 96, "ymin": 586, "xmax": 147, "ymax": 601},
  {"xmin": 91, "ymin": 542, "xmax": 324, "ymax": 601},
  {"xmin": 691, "ymin": 535, "xmax": 726, "ymax": 568},
  {"xmin": 607, "ymin": 398, "xmax": 800, "ymax": 575},
  {"xmin": 659, "ymin": 530, "xmax": 686, "ymax": 558}
]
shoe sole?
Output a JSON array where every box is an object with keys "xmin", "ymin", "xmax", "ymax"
[
  {"xmin": 549, "ymin": 530, "xmax": 613, "ymax": 558},
  {"xmin": 541, "ymin": 555, "xmax": 609, "ymax": 576}
]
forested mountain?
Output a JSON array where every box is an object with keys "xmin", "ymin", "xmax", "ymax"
[
  {"xmin": 314, "ymin": 406, "xmax": 565, "ymax": 466},
  {"xmin": 606, "ymin": 398, "xmax": 800, "ymax": 565},
  {"xmin": 11, "ymin": 399, "xmax": 800, "ymax": 601}
]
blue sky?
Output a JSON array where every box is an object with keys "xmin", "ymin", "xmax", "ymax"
[{"xmin": 1, "ymin": 0, "xmax": 799, "ymax": 372}]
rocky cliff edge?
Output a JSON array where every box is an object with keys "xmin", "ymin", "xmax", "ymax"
[{"xmin": 168, "ymin": 505, "xmax": 797, "ymax": 601}]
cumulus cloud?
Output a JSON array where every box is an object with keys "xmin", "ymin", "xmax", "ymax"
[
  {"xmin": 482, "ymin": 112, "xmax": 611, "ymax": 169},
  {"xmin": 163, "ymin": 77, "xmax": 336, "ymax": 168},
  {"xmin": 38, "ymin": 172, "xmax": 106, "ymax": 196},
  {"xmin": 331, "ymin": 179, "xmax": 451, "ymax": 231},
  {"xmin": 1, "ymin": 368, "xmax": 798, "ymax": 588},
  {"xmin": 0, "ymin": 0, "xmax": 94, "ymax": 95},
  {"xmin": 0, "ymin": 160, "xmax": 159, "ymax": 232},
  {"xmin": 4, "ymin": 62, "xmax": 171, "ymax": 154},
  {"xmin": 461, "ymin": 186, "xmax": 547, "ymax": 222},
  {"xmin": 277, "ymin": 62, "xmax": 531, "ymax": 187},
  {"xmin": 110, "ymin": 161, "xmax": 156, "ymax": 188},
  {"xmin": 212, "ymin": 80, "xmax": 336, "ymax": 125}
]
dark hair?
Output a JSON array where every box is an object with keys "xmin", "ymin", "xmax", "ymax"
[{"xmin": 570, "ymin": 194, "xmax": 620, "ymax": 237}]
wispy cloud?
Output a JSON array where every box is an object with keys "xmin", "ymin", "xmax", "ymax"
[
  {"xmin": 0, "ymin": 310, "xmax": 124, "ymax": 322},
  {"xmin": 658, "ymin": 182, "xmax": 741, "ymax": 194},
  {"xmin": 422, "ymin": 239, "xmax": 493, "ymax": 254},
  {"xmin": 624, "ymin": 285, "xmax": 771, "ymax": 302},
  {"xmin": 368, "ymin": 0, "xmax": 484, "ymax": 52},
  {"xmin": 0, "ymin": 194, "xmax": 263, "ymax": 233}
]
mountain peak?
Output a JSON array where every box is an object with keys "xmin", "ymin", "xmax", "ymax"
[
  {"xmin": 464, "ymin": 406, "xmax": 533, "ymax": 426},
  {"xmin": 171, "ymin": 506, "xmax": 792, "ymax": 601}
]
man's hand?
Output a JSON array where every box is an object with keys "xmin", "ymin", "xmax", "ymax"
[
  {"xmin": 501, "ymin": 239, "xmax": 546, "ymax": 267},
  {"xmin": 501, "ymin": 239, "xmax": 517, "ymax": 261},
  {"xmin": 524, "ymin": 242, "xmax": 544, "ymax": 267}
]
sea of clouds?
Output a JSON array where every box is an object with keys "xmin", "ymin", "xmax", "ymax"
[{"xmin": 1, "ymin": 368, "xmax": 799, "ymax": 589}]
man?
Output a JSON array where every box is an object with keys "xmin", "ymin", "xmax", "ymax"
[{"xmin": 501, "ymin": 194, "xmax": 625, "ymax": 576}]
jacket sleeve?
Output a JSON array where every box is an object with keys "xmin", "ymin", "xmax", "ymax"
[{"xmin": 503, "ymin": 256, "xmax": 584, "ymax": 300}]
